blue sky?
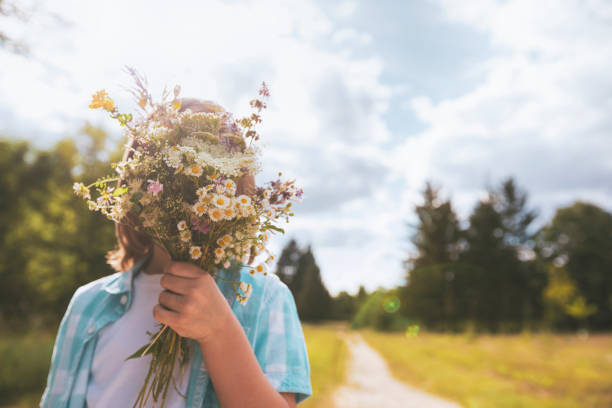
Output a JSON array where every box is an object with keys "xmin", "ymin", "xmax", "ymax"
[{"xmin": 2, "ymin": 0, "xmax": 611, "ymax": 294}]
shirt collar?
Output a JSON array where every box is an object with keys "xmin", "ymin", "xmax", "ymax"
[{"xmin": 102, "ymin": 251, "xmax": 153, "ymax": 295}]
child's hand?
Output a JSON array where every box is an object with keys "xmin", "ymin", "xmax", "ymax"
[{"xmin": 153, "ymin": 261, "xmax": 234, "ymax": 344}]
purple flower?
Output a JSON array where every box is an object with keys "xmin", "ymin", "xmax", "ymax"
[
  {"xmin": 147, "ymin": 179, "xmax": 163, "ymax": 196},
  {"xmin": 191, "ymin": 218, "xmax": 211, "ymax": 234},
  {"xmin": 296, "ymin": 188, "xmax": 304, "ymax": 199}
]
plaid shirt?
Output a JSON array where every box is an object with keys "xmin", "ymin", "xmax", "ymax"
[{"xmin": 40, "ymin": 253, "xmax": 312, "ymax": 407}]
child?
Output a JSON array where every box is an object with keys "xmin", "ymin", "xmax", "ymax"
[{"xmin": 40, "ymin": 99, "xmax": 312, "ymax": 407}]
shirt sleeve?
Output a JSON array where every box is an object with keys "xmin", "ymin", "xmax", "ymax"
[
  {"xmin": 253, "ymin": 280, "xmax": 312, "ymax": 404},
  {"xmin": 40, "ymin": 287, "xmax": 79, "ymax": 407}
]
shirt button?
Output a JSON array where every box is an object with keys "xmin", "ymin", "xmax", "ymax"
[
  {"xmin": 120, "ymin": 295, "xmax": 128, "ymax": 305},
  {"xmin": 88, "ymin": 325, "xmax": 95, "ymax": 334}
]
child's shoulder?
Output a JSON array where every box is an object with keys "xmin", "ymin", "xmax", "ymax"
[
  {"xmin": 236, "ymin": 267, "xmax": 293, "ymax": 306},
  {"xmin": 66, "ymin": 272, "xmax": 124, "ymax": 313}
]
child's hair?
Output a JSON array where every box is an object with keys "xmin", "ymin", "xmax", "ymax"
[{"xmin": 106, "ymin": 98, "xmax": 256, "ymax": 272}]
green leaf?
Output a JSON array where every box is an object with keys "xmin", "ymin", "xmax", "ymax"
[
  {"xmin": 125, "ymin": 343, "xmax": 152, "ymax": 361},
  {"xmin": 113, "ymin": 186, "xmax": 128, "ymax": 196},
  {"xmin": 266, "ymin": 224, "xmax": 285, "ymax": 234}
]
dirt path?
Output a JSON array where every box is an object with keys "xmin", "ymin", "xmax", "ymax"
[{"xmin": 333, "ymin": 333, "xmax": 461, "ymax": 408}]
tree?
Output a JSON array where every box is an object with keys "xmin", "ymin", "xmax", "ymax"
[
  {"xmin": 535, "ymin": 201, "xmax": 612, "ymax": 330},
  {"xmin": 405, "ymin": 181, "xmax": 462, "ymax": 270},
  {"xmin": 274, "ymin": 238, "xmax": 302, "ymax": 292},
  {"xmin": 294, "ymin": 246, "xmax": 333, "ymax": 322}
]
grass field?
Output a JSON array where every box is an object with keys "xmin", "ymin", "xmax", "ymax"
[
  {"xmin": 0, "ymin": 330, "xmax": 55, "ymax": 407},
  {"xmin": 0, "ymin": 323, "xmax": 348, "ymax": 408},
  {"xmin": 300, "ymin": 323, "xmax": 348, "ymax": 408},
  {"xmin": 2, "ymin": 325, "xmax": 611, "ymax": 408},
  {"xmin": 362, "ymin": 330, "xmax": 612, "ymax": 408}
]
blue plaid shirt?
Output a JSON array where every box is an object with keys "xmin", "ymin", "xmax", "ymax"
[{"xmin": 40, "ymin": 253, "xmax": 312, "ymax": 407}]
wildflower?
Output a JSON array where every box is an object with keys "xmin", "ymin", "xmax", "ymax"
[
  {"xmin": 209, "ymin": 207, "xmax": 224, "ymax": 222},
  {"xmin": 236, "ymin": 195, "xmax": 251, "ymax": 206},
  {"xmin": 196, "ymin": 187, "xmax": 208, "ymax": 200},
  {"xmin": 180, "ymin": 230, "xmax": 191, "ymax": 243},
  {"xmin": 147, "ymin": 179, "xmax": 163, "ymax": 196},
  {"xmin": 89, "ymin": 89, "xmax": 115, "ymax": 112},
  {"xmin": 255, "ymin": 264, "xmax": 266, "ymax": 274},
  {"xmin": 191, "ymin": 218, "xmax": 210, "ymax": 234},
  {"xmin": 189, "ymin": 246, "xmax": 202, "ymax": 260},
  {"xmin": 214, "ymin": 247, "xmax": 224, "ymax": 258},
  {"xmin": 215, "ymin": 184, "xmax": 225, "ymax": 194},
  {"xmin": 223, "ymin": 260, "xmax": 230, "ymax": 269},
  {"xmin": 73, "ymin": 182, "xmax": 91, "ymax": 199},
  {"xmin": 217, "ymin": 238, "xmax": 226, "ymax": 248},
  {"xmin": 192, "ymin": 202, "xmax": 207, "ymax": 217},
  {"xmin": 224, "ymin": 179, "xmax": 236, "ymax": 195},
  {"xmin": 223, "ymin": 207, "xmax": 235, "ymax": 220},
  {"xmin": 235, "ymin": 231, "xmax": 244, "ymax": 240},
  {"xmin": 186, "ymin": 165, "xmax": 203, "ymax": 177},
  {"xmin": 212, "ymin": 194, "xmax": 230, "ymax": 209},
  {"xmin": 177, "ymin": 220, "xmax": 188, "ymax": 231}
]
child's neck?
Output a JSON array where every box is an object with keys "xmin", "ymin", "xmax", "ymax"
[{"xmin": 142, "ymin": 244, "xmax": 171, "ymax": 275}]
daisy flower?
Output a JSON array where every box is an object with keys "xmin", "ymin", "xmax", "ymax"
[
  {"xmin": 186, "ymin": 165, "xmax": 203, "ymax": 177},
  {"xmin": 223, "ymin": 207, "xmax": 236, "ymax": 220},
  {"xmin": 224, "ymin": 179, "xmax": 236, "ymax": 196},
  {"xmin": 209, "ymin": 207, "xmax": 224, "ymax": 222},
  {"xmin": 196, "ymin": 187, "xmax": 208, "ymax": 200},
  {"xmin": 236, "ymin": 194, "xmax": 251, "ymax": 206},
  {"xmin": 214, "ymin": 247, "xmax": 224, "ymax": 258},
  {"xmin": 192, "ymin": 202, "xmax": 207, "ymax": 216},
  {"xmin": 180, "ymin": 230, "xmax": 191, "ymax": 242},
  {"xmin": 177, "ymin": 220, "xmax": 188, "ymax": 231},
  {"xmin": 189, "ymin": 246, "xmax": 202, "ymax": 260},
  {"xmin": 212, "ymin": 194, "xmax": 230, "ymax": 209}
]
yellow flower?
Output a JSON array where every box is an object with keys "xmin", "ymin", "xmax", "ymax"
[
  {"xmin": 173, "ymin": 100, "xmax": 181, "ymax": 110},
  {"xmin": 89, "ymin": 89, "xmax": 116, "ymax": 112}
]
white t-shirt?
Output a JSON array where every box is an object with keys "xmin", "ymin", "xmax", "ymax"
[{"xmin": 86, "ymin": 271, "xmax": 193, "ymax": 408}]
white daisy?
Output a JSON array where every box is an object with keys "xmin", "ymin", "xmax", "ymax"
[{"xmin": 189, "ymin": 246, "xmax": 202, "ymax": 260}]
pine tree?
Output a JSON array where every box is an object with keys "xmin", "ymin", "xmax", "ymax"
[
  {"xmin": 294, "ymin": 246, "xmax": 332, "ymax": 322},
  {"xmin": 274, "ymin": 238, "xmax": 303, "ymax": 292},
  {"xmin": 406, "ymin": 181, "xmax": 462, "ymax": 270}
]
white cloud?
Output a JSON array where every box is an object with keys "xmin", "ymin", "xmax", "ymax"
[{"xmin": 395, "ymin": 0, "xmax": 612, "ymax": 228}]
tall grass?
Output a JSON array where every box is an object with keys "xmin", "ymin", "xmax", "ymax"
[
  {"xmin": 301, "ymin": 322, "xmax": 348, "ymax": 408},
  {"xmin": 0, "ymin": 330, "xmax": 55, "ymax": 407},
  {"xmin": 362, "ymin": 330, "xmax": 612, "ymax": 408}
]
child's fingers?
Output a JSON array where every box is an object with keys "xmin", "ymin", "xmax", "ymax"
[
  {"xmin": 160, "ymin": 273, "xmax": 192, "ymax": 294},
  {"xmin": 152, "ymin": 303, "xmax": 180, "ymax": 326},
  {"xmin": 164, "ymin": 261, "xmax": 204, "ymax": 278},
  {"xmin": 158, "ymin": 289, "xmax": 186, "ymax": 313}
]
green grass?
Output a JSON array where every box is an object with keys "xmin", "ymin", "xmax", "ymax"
[
  {"xmin": 361, "ymin": 330, "xmax": 612, "ymax": 408},
  {"xmin": 0, "ymin": 323, "xmax": 349, "ymax": 408},
  {"xmin": 300, "ymin": 322, "xmax": 349, "ymax": 408},
  {"xmin": 0, "ymin": 330, "xmax": 55, "ymax": 407}
]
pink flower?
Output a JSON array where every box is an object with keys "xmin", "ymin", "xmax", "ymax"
[{"xmin": 147, "ymin": 179, "xmax": 163, "ymax": 196}]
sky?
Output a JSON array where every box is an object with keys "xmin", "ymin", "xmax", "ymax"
[{"xmin": 1, "ymin": 0, "xmax": 611, "ymax": 295}]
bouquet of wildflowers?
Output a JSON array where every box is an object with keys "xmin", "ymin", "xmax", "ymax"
[{"xmin": 73, "ymin": 68, "xmax": 303, "ymax": 407}]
